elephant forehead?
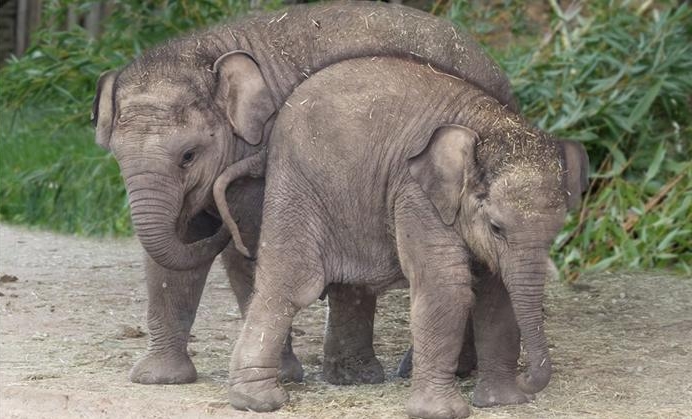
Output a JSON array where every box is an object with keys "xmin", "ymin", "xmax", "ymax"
[
  {"xmin": 117, "ymin": 77, "xmax": 212, "ymax": 116},
  {"xmin": 113, "ymin": 92, "xmax": 213, "ymax": 135},
  {"xmin": 110, "ymin": 115, "xmax": 212, "ymax": 155},
  {"xmin": 118, "ymin": 91, "xmax": 192, "ymax": 119},
  {"xmin": 490, "ymin": 166, "xmax": 566, "ymax": 219}
]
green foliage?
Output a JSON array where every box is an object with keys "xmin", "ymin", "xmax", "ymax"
[
  {"xmin": 0, "ymin": 0, "xmax": 253, "ymax": 118},
  {"xmin": 448, "ymin": 0, "xmax": 692, "ymax": 276},
  {"xmin": 0, "ymin": 108, "xmax": 131, "ymax": 235},
  {"xmin": 1, "ymin": 0, "xmax": 690, "ymax": 275},
  {"xmin": 0, "ymin": 0, "xmax": 254, "ymax": 236}
]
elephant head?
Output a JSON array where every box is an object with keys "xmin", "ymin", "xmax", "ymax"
[
  {"xmin": 409, "ymin": 123, "xmax": 589, "ymax": 394},
  {"xmin": 92, "ymin": 50, "xmax": 275, "ymax": 270}
]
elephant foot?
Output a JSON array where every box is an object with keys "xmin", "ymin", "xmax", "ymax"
[
  {"xmin": 228, "ymin": 376, "xmax": 288, "ymax": 412},
  {"xmin": 323, "ymin": 352, "xmax": 384, "ymax": 385},
  {"xmin": 407, "ymin": 384, "xmax": 470, "ymax": 419},
  {"xmin": 129, "ymin": 351, "xmax": 197, "ymax": 384},
  {"xmin": 278, "ymin": 350, "xmax": 304, "ymax": 383},
  {"xmin": 472, "ymin": 378, "xmax": 535, "ymax": 408},
  {"xmin": 397, "ymin": 346, "xmax": 476, "ymax": 379}
]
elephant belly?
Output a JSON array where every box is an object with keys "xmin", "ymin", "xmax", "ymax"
[{"xmin": 322, "ymin": 231, "xmax": 407, "ymax": 293}]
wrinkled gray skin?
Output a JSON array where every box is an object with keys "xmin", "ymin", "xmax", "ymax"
[
  {"xmin": 396, "ymin": 257, "xmax": 560, "ymax": 380},
  {"xmin": 223, "ymin": 57, "xmax": 588, "ymax": 419},
  {"xmin": 92, "ymin": 2, "xmax": 519, "ymax": 386}
]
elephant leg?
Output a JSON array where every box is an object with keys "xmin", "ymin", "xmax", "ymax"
[
  {"xmin": 397, "ymin": 317, "xmax": 477, "ymax": 379},
  {"xmin": 129, "ymin": 253, "xmax": 212, "ymax": 384},
  {"xmin": 220, "ymin": 245, "xmax": 255, "ymax": 316},
  {"xmin": 471, "ymin": 270, "xmax": 533, "ymax": 407},
  {"xmin": 394, "ymin": 192, "xmax": 473, "ymax": 419},
  {"xmin": 228, "ymin": 286, "xmax": 296, "ymax": 412},
  {"xmin": 129, "ymin": 211, "xmax": 219, "ymax": 384},
  {"xmin": 220, "ymin": 179, "xmax": 304, "ymax": 384},
  {"xmin": 457, "ymin": 320, "xmax": 477, "ymax": 377},
  {"xmin": 228, "ymin": 243, "xmax": 324, "ymax": 412},
  {"xmin": 219, "ymin": 178, "xmax": 264, "ymax": 318},
  {"xmin": 323, "ymin": 284, "xmax": 384, "ymax": 385},
  {"xmin": 221, "ymin": 247, "xmax": 304, "ymax": 383},
  {"xmin": 396, "ymin": 346, "xmax": 414, "ymax": 378},
  {"xmin": 406, "ymin": 272, "xmax": 473, "ymax": 419}
]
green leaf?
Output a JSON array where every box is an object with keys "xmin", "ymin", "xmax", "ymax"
[
  {"xmin": 658, "ymin": 229, "xmax": 690, "ymax": 252},
  {"xmin": 591, "ymin": 142, "xmax": 628, "ymax": 179},
  {"xmin": 626, "ymin": 79, "xmax": 663, "ymax": 130},
  {"xmin": 586, "ymin": 254, "xmax": 621, "ymax": 272},
  {"xmin": 643, "ymin": 142, "xmax": 667, "ymax": 185}
]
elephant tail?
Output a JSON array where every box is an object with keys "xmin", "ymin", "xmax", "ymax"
[{"xmin": 213, "ymin": 150, "xmax": 267, "ymax": 259}]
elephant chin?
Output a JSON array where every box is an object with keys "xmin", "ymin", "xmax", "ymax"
[{"xmin": 127, "ymin": 180, "xmax": 230, "ymax": 271}]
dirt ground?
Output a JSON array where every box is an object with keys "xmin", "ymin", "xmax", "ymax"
[{"xmin": 1, "ymin": 224, "xmax": 690, "ymax": 418}]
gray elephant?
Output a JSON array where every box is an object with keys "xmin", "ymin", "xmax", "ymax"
[
  {"xmin": 91, "ymin": 2, "xmax": 518, "ymax": 386},
  {"xmin": 221, "ymin": 57, "xmax": 588, "ymax": 418}
]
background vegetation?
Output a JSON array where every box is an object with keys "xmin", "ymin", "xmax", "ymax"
[{"xmin": 1, "ymin": 0, "xmax": 690, "ymax": 278}]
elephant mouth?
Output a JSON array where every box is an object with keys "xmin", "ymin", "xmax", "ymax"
[
  {"xmin": 127, "ymin": 175, "xmax": 231, "ymax": 271},
  {"xmin": 178, "ymin": 209, "xmax": 224, "ymax": 244}
]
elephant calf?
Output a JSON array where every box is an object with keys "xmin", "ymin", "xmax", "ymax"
[
  {"xmin": 220, "ymin": 57, "xmax": 588, "ymax": 418},
  {"xmin": 91, "ymin": 2, "xmax": 520, "ymax": 387}
]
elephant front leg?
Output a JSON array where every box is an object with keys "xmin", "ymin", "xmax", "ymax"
[
  {"xmin": 471, "ymin": 270, "xmax": 533, "ymax": 407},
  {"xmin": 323, "ymin": 284, "xmax": 384, "ymax": 385},
  {"xmin": 394, "ymin": 186, "xmax": 474, "ymax": 419},
  {"xmin": 129, "ymin": 253, "xmax": 212, "ymax": 384},
  {"xmin": 406, "ymin": 281, "xmax": 474, "ymax": 419}
]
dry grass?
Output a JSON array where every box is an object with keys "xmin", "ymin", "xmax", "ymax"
[{"xmin": 3, "ymin": 224, "xmax": 690, "ymax": 418}]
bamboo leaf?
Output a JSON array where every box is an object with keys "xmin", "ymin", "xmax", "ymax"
[
  {"xmin": 626, "ymin": 79, "xmax": 663, "ymax": 129},
  {"xmin": 643, "ymin": 142, "xmax": 667, "ymax": 185}
]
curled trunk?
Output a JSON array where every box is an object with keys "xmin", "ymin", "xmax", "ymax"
[{"xmin": 127, "ymin": 174, "xmax": 230, "ymax": 271}]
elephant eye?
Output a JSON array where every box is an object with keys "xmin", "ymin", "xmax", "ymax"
[
  {"xmin": 180, "ymin": 150, "xmax": 196, "ymax": 168},
  {"xmin": 489, "ymin": 220, "xmax": 504, "ymax": 237}
]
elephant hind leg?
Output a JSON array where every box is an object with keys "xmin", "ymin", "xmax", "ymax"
[
  {"xmin": 228, "ymin": 204, "xmax": 325, "ymax": 412},
  {"xmin": 228, "ymin": 263, "xmax": 324, "ymax": 411},
  {"xmin": 456, "ymin": 321, "xmax": 477, "ymax": 378},
  {"xmin": 323, "ymin": 284, "xmax": 384, "ymax": 385},
  {"xmin": 222, "ymin": 245, "xmax": 305, "ymax": 383},
  {"xmin": 220, "ymin": 245, "xmax": 255, "ymax": 317},
  {"xmin": 279, "ymin": 332, "xmax": 304, "ymax": 383},
  {"xmin": 219, "ymin": 184, "xmax": 306, "ymax": 383}
]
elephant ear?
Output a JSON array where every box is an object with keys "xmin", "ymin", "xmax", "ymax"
[
  {"xmin": 92, "ymin": 70, "xmax": 119, "ymax": 151},
  {"xmin": 213, "ymin": 51, "xmax": 276, "ymax": 146},
  {"xmin": 561, "ymin": 140, "xmax": 589, "ymax": 210},
  {"xmin": 408, "ymin": 125, "xmax": 478, "ymax": 225}
]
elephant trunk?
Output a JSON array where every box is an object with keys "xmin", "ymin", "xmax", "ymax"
[
  {"xmin": 502, "ymin": 253, "xmax": 552, "ymax": 394},
  {"xmin": 126, "ymin": 173, "xmax": 230, "ymax": 271}
]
